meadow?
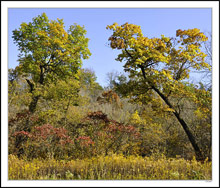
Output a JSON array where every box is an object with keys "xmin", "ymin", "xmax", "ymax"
[{"xmin": 9, "ymin": 154, "xmax": 211, "ymax": 180}]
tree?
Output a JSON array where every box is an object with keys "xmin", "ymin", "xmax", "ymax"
[
  {"xmin": 12, "ymin": 13, "xmax": 91, "ymax": 114},
  {"xmin": 107, "ymin": 22, "xmax": 211, "ymax": 160},
  {"xmin": 105, "ymin": 70, "xmax": 120, "ymax": 90},
  {"xmin": 202, "ymin": 32, "xmax": 212, "ymax": 90},
  {"xmin": 43, "ymin": 76, "xmax": 81, "ymax": 124},
  {"xmin": 79, "ymin": 68, "xmax": 103, "ymax": 101}
]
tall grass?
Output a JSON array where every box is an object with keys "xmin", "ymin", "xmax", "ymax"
[{"xmin": 8, "ymin": 154, "xmax": 211, "ymax": 180}]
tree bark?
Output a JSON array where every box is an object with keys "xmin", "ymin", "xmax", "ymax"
[
  {"xmin": 29, "ymin": 95, "xmax": 40, "ymax": 113},
  {"xmin": 26, "ymin": 65, "xmax": 44, "ymax": 113},
  {"xmin": 152, "ymin": 84, "xmax": 204, "ymax": 160},
  {"xmin": 123, "ymin": 49, "xmax": 205, "ymax": 160},
  {"xmin": 138, "ymin": 65, "xmax": 204, "ymax": 160}
]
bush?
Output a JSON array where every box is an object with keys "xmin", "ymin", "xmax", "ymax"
[{"xmin": 11, "ymin": 124, "xmax": 74, "ymax": 159}]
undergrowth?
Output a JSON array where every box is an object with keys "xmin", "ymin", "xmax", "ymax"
[{"xmin": 8, "ymin": 154, "xmax": 211, "ymax": 180}]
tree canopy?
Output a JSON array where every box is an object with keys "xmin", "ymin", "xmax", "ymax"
[
  {"xmin": 106, "ymin": 22, "xmax": 211, "ymax": 160},
  {"xmin": 12, "ymin": 13, "xmax": 91, "ymax": 113}
]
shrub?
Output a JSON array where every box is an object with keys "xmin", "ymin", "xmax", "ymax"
[{"xmin": 11, "ymin": 124, "xmax": 74, "ymax": 159}]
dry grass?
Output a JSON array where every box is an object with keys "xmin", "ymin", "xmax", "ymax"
[{"xmin": 8, "ymin": 154, "xmax": 211, "ymax": 180}]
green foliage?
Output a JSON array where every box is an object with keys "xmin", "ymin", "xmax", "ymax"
[
  {"xmin": 42, "ymin": 76, "xmax": 81, "ymax": 117},
  {"xmin": 13, "ymin": 13, "xmax": 91, "ymax": 83},
  {"xmin": 12, "ymin": 13, "xmax": 91, "ymax": 113},
  {"xmin": 79, "ymin": 68, "xmax": 103, "ymax": 101},
  {"xmin": 106, "ymin": 22, "xmax": 212, "ymax": 160}
]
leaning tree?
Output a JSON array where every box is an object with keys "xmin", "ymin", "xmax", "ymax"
[{"xmin": 106, "ymin": 22, "xmax": 211, "ymax": 160}]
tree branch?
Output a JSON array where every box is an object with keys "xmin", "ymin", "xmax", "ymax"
[
  {"xmin": 174, "ymin": 60, "xmax": 188, "ymax": 80},
  {"xmin": 26, "ymin": 79, "xmax": 34, "ymax": 93}
]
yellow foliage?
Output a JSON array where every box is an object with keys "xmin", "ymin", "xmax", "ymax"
[
  {"xmin": 130, "ymin": 110, "xmax": 146, "ymax": 125},
  {"xmin": 164, "ymin": 107, "xmax": 176, "ymax": 112},
  {"xmin": 8, "ymin": 154, "xmax": 212, "ymax": 180}
]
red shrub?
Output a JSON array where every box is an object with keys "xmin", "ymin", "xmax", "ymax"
[{"xmin": 76, "ymin": 136, "xmax": 94, "ymax": 147}]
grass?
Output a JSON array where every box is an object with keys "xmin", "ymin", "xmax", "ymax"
[{"xmin": 8, "ymin": 154, "xmax": 211, "ymax": 180}]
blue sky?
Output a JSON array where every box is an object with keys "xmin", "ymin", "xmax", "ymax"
[{"xmin": 8, "ymin": 8, "xmax": 212, "ymax": 87}]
